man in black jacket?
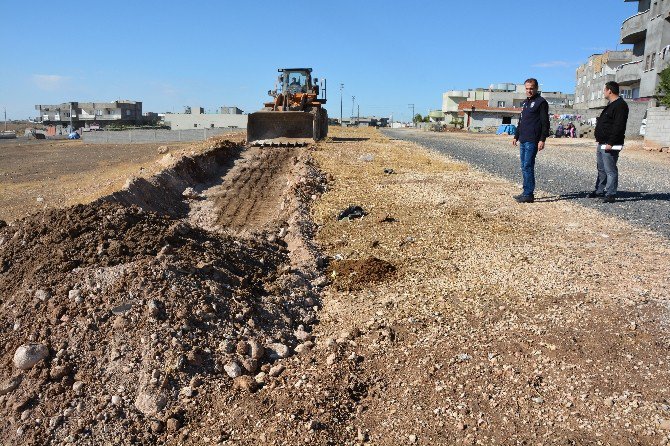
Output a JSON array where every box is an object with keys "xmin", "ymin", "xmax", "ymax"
[
  {"xmin": 513, "ymin": 78, "xmax": 550, "ymax": 203},
  {"xmin": 591, "ymin": 81, "xmax": 629, "ymax": 203}
]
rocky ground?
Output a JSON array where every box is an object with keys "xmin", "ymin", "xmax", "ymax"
[{"xmin": 0, "ymin": 127, "xmax": 669, "ymax": 445}]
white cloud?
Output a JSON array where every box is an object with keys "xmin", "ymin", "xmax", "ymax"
[
  {"xmin": 32, "ymin": 74, "xmax": 69, "ymax": 91},
  {"xmin": 532, "ymin": 61, "xmax": 573, "ymax": 68}
]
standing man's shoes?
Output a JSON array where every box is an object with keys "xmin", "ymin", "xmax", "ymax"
[
  {"xmin": 587, "ymin": 191, "xmax": 605, "ymax": 198},
  {"xmin": 602, "ymin": 196, "xmax": 616, "ymax": 203},
  {"xmin": 515, "ymin": 194, "xmax": 534, "ymax": 203}
]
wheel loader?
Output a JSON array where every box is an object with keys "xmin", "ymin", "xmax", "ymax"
[{"xmin": 247, "ymin": 68, "xmax": 328, "ymax": 146}]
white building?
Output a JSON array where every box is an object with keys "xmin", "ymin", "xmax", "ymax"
[{"xmin": 164, "ymin": 106, "xmax": 247, "ymax": 130}]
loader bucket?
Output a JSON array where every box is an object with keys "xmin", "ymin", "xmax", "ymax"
[{"xmin": 247, "ymin": 111, "xmax": 315, "ymax": 145}]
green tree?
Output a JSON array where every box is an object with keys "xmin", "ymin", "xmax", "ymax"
[
  {"xmin": 658, "ymin": 66, "xmax": 670, "ymax": 107},
  {"xmin": 413, "ymin": 113, "xmax": 423, "ymax": 123}
]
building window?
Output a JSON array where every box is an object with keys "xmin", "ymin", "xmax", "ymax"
[
  {"xmin": 502, "ymin": 116, "xmax": 512, "ymax": 125},
  {"xmin": 645, "ymin": 55, "xmax": 651, "ymax": 70},
  {"xmin": 591, "ymin": 92, "xmax": 595, "ymax": 100},
  {"xmin": 95, "ymin": 110, "xmax": 103, "ymax": 116},
  {"xmin": 194, "ymin": 124, "xmax": 198, "ymax": 128},
  {"xmin": 621, "ymin": 89, "xmax": 633, "ymax": 99},
  {"xmin": 497, "ymin": 101, "xmax": 505, "ymax": 107},
  {"xmin": 126, "ymin": 110, "xmax": 132, "ymax": 116},
  {"xmin": 650, "ymin": 53, "xmax": 656, "ymax": 69}
]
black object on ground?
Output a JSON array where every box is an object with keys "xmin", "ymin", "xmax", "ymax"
[{"xmin": 338, "ymin": 205, "xmax": 367, "ymax": 221}]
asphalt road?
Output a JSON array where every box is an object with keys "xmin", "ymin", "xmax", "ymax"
[{"xmin": 383, "ymin": 129, "xmax": 670, "ymax": 238}]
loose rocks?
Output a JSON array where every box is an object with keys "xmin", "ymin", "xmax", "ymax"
[
  {"xmin": 224, "ymin": 361, "xmax": 242, "ymax": 379},
  {"xmin": 266, "ymin": 343, "xmax": 290, "ymax": 360},
  {"xmin": 0, "ymin": 375, "xmax": 22, "ymax": 395},
  {"xmin": 13, "ymin": 344, "xmax": 49, "ymax": 370},
  {"xmin": 134, "ymin": 391, "xmax": 168, "ymax": 416}
]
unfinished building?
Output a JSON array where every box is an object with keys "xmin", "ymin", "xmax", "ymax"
[{"xmin": 35, "ymin": 101, "xmax": 144, "ymax": 131}]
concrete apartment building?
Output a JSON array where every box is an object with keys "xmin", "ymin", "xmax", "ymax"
[
  {"xmin": 618, "ymin": 0, "xmax": 670, "ymax": 99},
  {"xmin": 164, "ymin": 106, "xmax": 247, "ymax": 130},
  {"xmin": 575, "ymin": 50, "xmax": 634, "ymax": 108},
  {"xmin": 443, "ymin": 84, "xmax": 574, "ymax": 130},
  {"xmin": 620, "ymin": 0, "xmax": 670, "ymax": 147},
  {"xmin": 35, "ymin": 101, "xmax": 143, "ymax": 129},
  {"xmin": 574, "ymin": 1, "xmax": 670, "ymax": 143}
]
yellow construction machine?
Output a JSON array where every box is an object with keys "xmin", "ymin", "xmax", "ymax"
[{"xmin": 247, "ymin": 68, "xmax": 328, "ymax": 146}]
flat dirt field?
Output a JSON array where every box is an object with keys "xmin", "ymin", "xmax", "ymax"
[
  {"xmin": 0, "ymin": 136, "xmax": 242, "ymax": 222},
  {"xmin": 0, "ymin": 128, "xmax": 669, "ymax": 445}
]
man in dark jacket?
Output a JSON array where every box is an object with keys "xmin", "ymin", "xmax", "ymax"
[
  {"xmin": 591, "ymin": 81, "xmax": 629, "ymax": 203},
  {"xmin": 513, "ymin": 78, "xmax": 550, "ymax": 203}
]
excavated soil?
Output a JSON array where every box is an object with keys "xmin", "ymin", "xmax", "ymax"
[
  {"xmin": 329, "ymin": 257, "xmax": 397, "ymax": 291},
  {"xmin": 0, "ymin": 138, "xmax": 327, "ymax": 445}
]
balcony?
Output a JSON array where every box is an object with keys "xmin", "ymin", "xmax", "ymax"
[
  {"xmin": 621, "ymin": 9, "xmax": 649, "ymax": 44},
  {"xmin": 616, "ymin": 59, "xmax": 643, "ymax": 85}
]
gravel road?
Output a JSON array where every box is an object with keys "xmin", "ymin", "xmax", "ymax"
[{"xmin": 384, "ymin": 129, "xmax": 670, "ymax": 238}]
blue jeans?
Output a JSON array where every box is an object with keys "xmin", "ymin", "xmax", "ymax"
[
  {"xmin": 595, "ymin": 145, "xmax": 619, "ymax": 197},
  {"xmin": 519, "ymin": 142, "xmax": 538, "ymax": 196}
]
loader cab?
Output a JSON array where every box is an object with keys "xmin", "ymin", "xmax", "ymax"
[{"xmin": 280, "ymin": 68, "xmax": 312, "ymax": 95}]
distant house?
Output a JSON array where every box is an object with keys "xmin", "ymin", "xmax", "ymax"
[
  {"xmin": 443, "ymin": 83, "xmax": 574, "ymax": 130},
  {"xmin": 35, "ymin": 101, "xmax": 143, "ymax": 130},
  {"xmin": 458, "ymin": 100, "xmax": 521, "ymax": 130}
]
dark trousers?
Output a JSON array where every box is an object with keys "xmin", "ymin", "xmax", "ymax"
[{"xmin": 595, "ymin": 144, "xmax": 619, "ymax": 197}]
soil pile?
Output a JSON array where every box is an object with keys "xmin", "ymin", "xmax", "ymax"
[
  {"xmin": 329, "ymin": 257, "xmax": 397, "ymax": 290},
  {"xmin": 0, "ymin": 201, "xmax": 318, "ymax": 445}
]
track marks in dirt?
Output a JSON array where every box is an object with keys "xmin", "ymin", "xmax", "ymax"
[{"xmin": 214, "ymin": 146, "xmax": 298, "ymax": 231}]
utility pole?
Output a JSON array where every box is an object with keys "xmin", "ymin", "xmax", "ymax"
[
  {"xmin": 69, "ymin": 103, "xmax": 73, "ymax": 132},
  {"xmin": 340, "ymin": 83, "xmax": 344, "ymax": 126},
  {"xmin": 351, "ymin": 96, "xmax": 355, "ymax": 122},
  {"xmin": 408, "ymin": 104, "xmax": 415, "ymax": 127},
  {"xmin": 357, "ymin": 105, "xmax": 360, "ymax": 125},
  {"xmin": 3, "ymin": 108, "xmax": 6, "ymax": 132}
]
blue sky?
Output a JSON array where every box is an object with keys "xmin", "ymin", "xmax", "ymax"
[{"xmin": 1, "ymin": 0, "xmax": 637, "ymax": 122}]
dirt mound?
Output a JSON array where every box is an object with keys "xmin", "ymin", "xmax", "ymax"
[
  {"xmin": 100, "ymin": 140, "xmax": 241, "ymax": 218},
  {"xmin": 329, "ymin": 257, "xmax": 397, "ymax": 290},
  {"xmin": 0, "ymin": 201, "xmax": 319, "ymax": 445}
]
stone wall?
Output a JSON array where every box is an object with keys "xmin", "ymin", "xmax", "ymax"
[{"xmin": 644, "ymin": 107, "xmax": 670, "ymax": 149}]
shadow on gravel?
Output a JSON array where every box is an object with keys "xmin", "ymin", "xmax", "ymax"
[
  {"xmin": 535, "ymin": 191, "xmax": 670, "ymax": 203},
  {"xmin": 330, "ymin": 137, "xmax": 370, "ymax": 142}
]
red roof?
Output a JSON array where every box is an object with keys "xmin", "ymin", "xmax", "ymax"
[{"xmin": 457, "ymin": 100, "xmax": 488, "ymax": 111}]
